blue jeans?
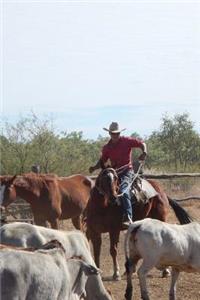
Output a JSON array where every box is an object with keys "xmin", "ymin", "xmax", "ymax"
[{"xmin": 118, "ymin": 169, "xmax": 134, "ymax": 219}]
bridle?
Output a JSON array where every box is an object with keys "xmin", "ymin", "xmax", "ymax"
[
  {"xmin": 95, "ymin": 168, "xmax": 119, "ymax": 197},
  {"xmin": 95, "ymin": 161, "xmax": 144, "ymax": 199}
]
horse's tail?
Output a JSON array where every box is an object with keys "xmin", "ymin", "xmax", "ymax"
[{"xmin": 168, "ymin": 197, "xmax": 193, "ymax": 224}]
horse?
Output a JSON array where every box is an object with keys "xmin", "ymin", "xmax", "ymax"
[
  {"xmin": 0, "ymin": 173, "xmax": 94, "ymax": 229},
  {"xmin": 86, "ymin": 167, "xmax": 193, "ymax": 280}
]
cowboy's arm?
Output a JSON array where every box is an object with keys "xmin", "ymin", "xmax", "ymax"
[
  {"xmin": 138, "ymin": 142, "xmax": 147, "ymax": 161},
  {"xmin": 89, "ymin": 158, "xmax": 104, "ymax": 174},
  {"xmin": 89, "ymin": 145, "xmax": 109, "ymax": 174}
]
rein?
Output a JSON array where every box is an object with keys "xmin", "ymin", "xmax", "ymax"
[
  {"xmin": 117, "ymin": 161, "xmax": 144, "ymax": 197},
  {"xmin": 95, "ymin": 161, "xmax": 144, "ymax": 198},
  {"xmin": 115, "ymin": 163, "xmax": 131, "ymax": 174}
]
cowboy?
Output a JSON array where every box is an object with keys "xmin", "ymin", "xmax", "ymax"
[{"xmin": 89, "ymin": 122, "xmax": 147, "ymax": 227}]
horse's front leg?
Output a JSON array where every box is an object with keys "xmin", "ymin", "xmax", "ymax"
[
  {"xmin": 49, "ymin": 218, "xmax": 59, "ymax": 229},
  {"xmin": 33, "ymin": 214, "xmax": 48, "ymax": 227},
  {"xmin": 71, "ymin": 215, "xmax": 82, "ymax": 230},
  {"xmin": 109, "ymin": 230, "xmax": 121, "ymax": 281},
  {"xmin": 90, "ymin": 231, "xmax": 102, "ymax": 268}
]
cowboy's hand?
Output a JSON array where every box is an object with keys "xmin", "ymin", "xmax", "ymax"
[
  {"xmin": 138, "ymin": 152, "xmax": 147, "ymax": 161},
  {"xmin": 89, "ymin": 166, "xmax": 95, "ymax": 174}
]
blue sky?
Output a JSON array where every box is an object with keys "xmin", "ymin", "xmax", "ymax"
[{"xmin": 1, "ymin": 1, "xmax": 200, "ymax": 139}]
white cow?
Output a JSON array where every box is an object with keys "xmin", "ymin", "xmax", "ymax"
[
  {"xmin": 0, "ymin": 239, "xmax": 99, "ymax": 300},
  {"xmin": 124, "ymin": 218, "xmax": 200, "ymax": 300},
  {"xmin": 0, "ymin": 222, "xmax": 113, "ymax": 300}
]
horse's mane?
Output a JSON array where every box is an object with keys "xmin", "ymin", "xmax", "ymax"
[
  {"xmin": 15, "ymin": 173, "xmax": 58, "ymax": 190},
  {"xmin": 22, "ymin": 173, "xmax": 58, "ymax": 179}
]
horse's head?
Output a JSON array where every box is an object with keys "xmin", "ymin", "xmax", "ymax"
[
  {"xmin": 0, "ymin": 175, "xmax": 17, "ymax": 210},
  {"xmin": 95, "ymin": 168, "xmax": 119, "ymax": 206}
]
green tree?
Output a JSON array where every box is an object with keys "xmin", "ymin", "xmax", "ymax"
[
  {"xmin": 148, "ymin": 113, "xmax": 200, "ymax": 171},
  {"xmin": 1, "ymin": 111, "xmax": 199, "ymax": 175},
  {"xmin": 1, "ymin": 118, "xmax": 32, "ymax": 174}
]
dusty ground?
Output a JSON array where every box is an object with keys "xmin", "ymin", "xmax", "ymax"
[{"xmin": 63, "ymin": 178, "xmax": 200, "ymax": 300}]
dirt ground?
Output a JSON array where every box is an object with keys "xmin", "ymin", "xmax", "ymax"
[{"xmin": 63, "ymin": 178, "xmax": 200, "ymax": 300}]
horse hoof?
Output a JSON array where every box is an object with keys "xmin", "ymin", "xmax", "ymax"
[
  {"xmin": 113, "ymin": 274, "xmax": 121, "ymax": 281},
  {"xmin": 162, "ymin": 268, "xmax": 171, "ymax": 278}
]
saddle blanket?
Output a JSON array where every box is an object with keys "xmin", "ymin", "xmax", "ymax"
[{"xmin": 131, "ymin": 178, "xmax": 158, "ymax": 203}]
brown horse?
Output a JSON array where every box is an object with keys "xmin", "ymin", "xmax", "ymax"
[
  {"xmin": 86, "ymin": 167, "xmax": 192, "ymax": 280},
  {"xmin": 0, "ymin": 173, "xmax": 94, "ymax": 229}
]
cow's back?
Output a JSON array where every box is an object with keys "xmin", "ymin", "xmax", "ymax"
[
  {"xmin": 0, "ymin": 222, "xmax": 46, "ymax": 247},
  {"xmin": 0, "ymin": 222, "xmax": 94, "ymax": 262},
  {"xmin": 0, "ymin": 249, "xmax": 68, "ymax": 300},
  {"xmin": 129, "ymin": 219, "xmax": 200, "ymax": 271},
  {"xmin": 0, "ymin": 222, "xmax": 112, "ymax": 300}
]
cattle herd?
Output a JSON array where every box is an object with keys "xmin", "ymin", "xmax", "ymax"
[
  {"xmin": 0, "ymin": 219, "xmax": 199, "ymax": 299},
  {"xmin": 0, "ymin": 173, "xmax": 200, "ymax": 299}
]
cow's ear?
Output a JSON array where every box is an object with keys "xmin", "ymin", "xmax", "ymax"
[{"xmin": 82, "ymin": 263, "xmax": 99, "ymax": 276}]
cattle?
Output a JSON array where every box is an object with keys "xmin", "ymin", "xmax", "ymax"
[
  {"xmin": 124, "ymin": 218, "xmax": 200, "ymax": 300},
  {"xmin": 0, "ymin": 222, "xmax": 113, "ymax": 300},
  {"xmin": 0, "ymin": 239, "xmax": 99, "ymax": 300}
]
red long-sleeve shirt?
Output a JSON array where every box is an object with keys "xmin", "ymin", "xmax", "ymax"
[{"xmin": 101, "ymin": 136, "xmax": 144, "ymax": 170}]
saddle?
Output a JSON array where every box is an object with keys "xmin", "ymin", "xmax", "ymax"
[
  {"xmin": 114, "ymin": 176, "xmax": 158, "ymax": 207},
  {"xmin": 131, "ymin": 177, "xmax": 158, "ymax": 204}
]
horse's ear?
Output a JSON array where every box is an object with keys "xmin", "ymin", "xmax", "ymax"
[
  {"xmin": 95, "ymin": 174, "xmax": 100, "ymax": 188},
  {"xmin": 100, "ymin": 159, "xmax": 106, "ymax": 170},
  {"xmin": 100, "ymin": 159, "xmax": 111, "ymax": 170}
]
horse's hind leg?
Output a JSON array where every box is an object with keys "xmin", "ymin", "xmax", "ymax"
[{"xmin": 109, "ymin": 230, "xmax": 121, "ymax": 281}]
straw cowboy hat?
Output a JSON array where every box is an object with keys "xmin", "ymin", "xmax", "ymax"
[{"xmin": 103, "ymin": 122, "xmax": 126, "ymax": 133}]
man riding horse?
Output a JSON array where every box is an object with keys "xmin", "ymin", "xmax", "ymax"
[{"xmin": 89, "ymin": 122, "xmax": 148, "ymax": 227}]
